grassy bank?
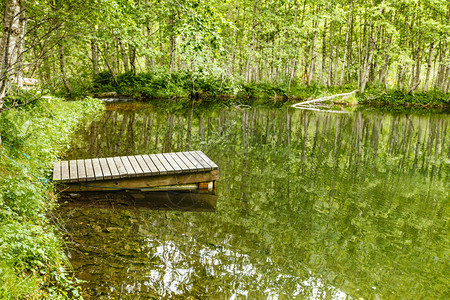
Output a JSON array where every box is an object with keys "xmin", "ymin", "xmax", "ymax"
[
  {"xmin": 88, "ymin": 70, "xmax": 449, "ymax": 108},
  {"xmin": 0, "ymin": 97, "xmax": 102, "ymax": 299}
]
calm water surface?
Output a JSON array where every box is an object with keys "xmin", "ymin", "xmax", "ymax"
[{"xmin": 59, "ymin": 102, "xmax": 449, "ymax": 299}]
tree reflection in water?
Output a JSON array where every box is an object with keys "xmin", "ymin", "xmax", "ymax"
[{"xmin": 60, "ymin": 103, "xmax": 448, "ymax": 299}]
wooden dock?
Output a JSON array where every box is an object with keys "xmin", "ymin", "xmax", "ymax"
[{"xmin": 53, "ymin": 151, "xmax": 219, "ymax": 192}]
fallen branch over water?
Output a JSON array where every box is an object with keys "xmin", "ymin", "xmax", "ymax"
[{"xmin": 291, "ymin": 90, "xmax": 358, "ymax": 108}]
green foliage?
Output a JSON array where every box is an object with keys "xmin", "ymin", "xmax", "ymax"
[
  {"xmin": 358, "ymin": 88, "xmax": 450, "ymax": 108},
  {"xmin": 0, "ymin": 96, "xmax": 102, "ymax": 298},
  {"xmin": 0, "ymin": 260, "xmax": 40, "ymax": 299},
  {"xmin": 0, "ymin": 176, "xmax": 48, "ymax": 222}
]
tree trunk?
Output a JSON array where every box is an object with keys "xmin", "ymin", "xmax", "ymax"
[
  {"xmin": 423, "ymin": 42, "xmax": 434, "ymax": 92},
  {"xmin": 245, "ymin": 0, "xmax": 258, "ymax": 82},
  {"xmin": 360, "ymin": 25, "xmax": 377, "ymax": 93},
  {"xmin": 15, "ymin": 7, "xmax": 26, "ymax": 88},
  {"xmin": 339, "ymin": 4, "xmax": 352, "ymax": 87},
  {"xmin": 409, "ymin": 43, "xmax": 422, "ymax": 92},
  {"xmin": 321, "ymin": 16, "xmax": 328, "ymax": 86},
  {"xmin": 307, "ymin": 19, "xmax": 317, "ymax": 86},
  {"xmin": 169, "ymin": 12, "xmax": 176, "ymax": 72},
  {"xmin": 327, "ymin": 21, "xmax": 334, "ymax": 86},
  {"xmin": 58, "ymin": 43, "xmax": 72, "ymax": 94},
  {"xmin": 0, "ymin": 0, "xmax": 23, "ymax": 120},
  {"xmin": 129, "ymin": 45, "xmax": 136, "ymax": 74},
  {"xmin": 91, "ymin": 39, "xmax": 99, "ymax": 75},
  {"xmin": 118, "ymin": 40, "xmax": 129, "ymax": 72}
]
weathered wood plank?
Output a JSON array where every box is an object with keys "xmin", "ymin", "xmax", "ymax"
[
  {"xmin": 54, "ymin": 152, "xmax": 219, "ymax": 189},
  {"xmin": 53, "ymin": 161, "xmax": 61, "ymax": 181},
  {"xmin": 91, "ymin": 158, "xmax": 103, "ymax": 180},
  {"xmin": 128, "ymin": 155, "xmax": 144, "ymax": 175},
  {"xmin": 155, "ymin": 153, "xmax": 174, "ymax": 173},
  {"xmin": 175, "ymin": 152, "xmax": 197, "ymax": 172},
  {"xmin": 182, "ymin": 151, "xmax": 207, "ymax": 171},
  {"xmin": 69, "ymin": 160, "xmax": 78, "ymax": 182},
  {"xmin": 99, "ymin": 158, "xmax": 112, "ymax": 180},
  {"xmin": 106, "ymin": 157, "xmax": 120, "ymax": 179},
  {"xmin": 113, "ymin": 156, "xmax": 128, "ymax": 178},
  {"xmin": 170, "ymin": 152, "xmax": 190, "ymax": 173},
  {"xmin": 61, "ymin": 161, "xmax": 70, "ymax": 182},
  {"xmin": 120, "ymin": 156, "xmax": 136, "ymax": 177},
  {"xmin": 141, "ymin": 155, "xmax": 160, "ymax": 175},
  {"xmin": 162, "ymin": 153, "xmax": 183, "ymax": 173},
  {"xmin": 76, "ymin": 159, "xmax": 87, "ymax": 182},
  {"xmin": 196, "ymin": 151, "xmax": 219, "ymax": 170},
  {"xmin": 148, "ymin": 154, "xmax": 167, "ymax": 175},
  {"xmin": 63, "ymin": 170, "xmax": 219, "ymax": 192},
  {"xmin": 189, "ymin": 151, "xmax": 212, "ymax": 171},
  {"xmin": 135, "ymin": 155, "xmax": 153, "ymax": 175},
  {"xmin": 84, "ymin": 159, "xmax": 96, "ymax": 181}
]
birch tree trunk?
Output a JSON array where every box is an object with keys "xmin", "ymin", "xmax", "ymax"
[
  {"xmin": 339, "ymin": 5, "xmax": 352, "ymax": 86},
  {"xmin": 307, "ymin": 19, "xmax": 317, "ymax": 86},
  {"xmin": 58, "ymin": 43, "xmax": 72, "ymax": 94},
  {"xmin": 169, "ymin": 12, "xmax": 176, "ymax": 72},
  {"xmin": 423, "ymin": 42, "xmax": 434, "ymax": 91},
  {"xmin": 0, "ymin": 0, "xmax": 23, "ymax": 109},
  {"xmin": 129, "ymin": 45, "xmax": 136, "ymax": 74},
  {"xmin": 0, "ymin": 0, "xmax": 23, "ymax": 145},
  {"xmin": 360, "ymin": 25, "xmax": 377, "ymax": 93},
  {"xmin": 327, "ymin": 21, "xmax": 334, "ymax": 86},
  {"xmin": 118, "ymin": 40, "xmax": 129, "ymax": 72},
  {"xmin": 321, "ymin": 17, "xmax": 328, "ymax": 86}
]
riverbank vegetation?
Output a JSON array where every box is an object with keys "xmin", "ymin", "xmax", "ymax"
[
  {"xmin": 0, "ymin": 0, "xmax": 448, "ymax": 297},
  {"xmin": 91, "ymin": 69, "xmax": 449, "ymax": 108},
  {"xmin": 0, "ymin": 97, "xmax": 102, "ymax": 298},
  {"xmin": 1, "ymin": 0, "xmax": 449, "ymax": 109}
]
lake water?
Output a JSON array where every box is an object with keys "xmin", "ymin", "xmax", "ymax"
[{"xmin": 58, "ymin": 102, "xmax": 449, "ymax": 299}]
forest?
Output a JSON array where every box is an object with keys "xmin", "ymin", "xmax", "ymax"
[
  {"xmin": 0, "ymin": 0, "xmax": 449, "ymax": 106},
  {"xmin": 0, "ymin": 0, "xmax": 448, "ymax": 299}
]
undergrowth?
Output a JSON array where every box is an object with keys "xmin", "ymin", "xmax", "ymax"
[
  {"xmin": 357, "ymin": 87, "xmax": 449, "ymax": 108},
  {"xmin": 89, "ymin": 70, "xmax": 449, "ymax": 109},
  {"xmin": 0, "ymin": 96, "xmax": 103, "ymax": 299}
]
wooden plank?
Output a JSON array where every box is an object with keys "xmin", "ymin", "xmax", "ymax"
[
  {"xmin": 148, "ymin": 154, "xmax": 167, "ymax": 175},
  {"xmin": 106, "ymin": 157, "xmax": 120, "ymax": 179},
  {"xmin": 154, "ymin": 153, "xmax": 174, "ymax": 174},
  {"xmin": 135, "ymin": 155, "xmax": 153, "ymax": 175},
  {"xmin": 141, "ymin": 155, "xmax": 160, "ymax": 175},
  {"xmin": 162, "ymin": 153, "xmax": 183, "ymax": 173},
  {"xmin": 170, "ymin": 152, "xmax": 190, "ymax": 173},
  {"xmin": 175, "ymin": 152, "xmax": 197, "ymax": 172},
  {"xmin": 120, "ymin": 156, "xmax": 136, "ymax": 177},
  {"xmin": 189, "ymin": 151, "xmax": 212, "ymax": 171},
  {"xmin": 84, "ymin": 159, "xmax": 96, "ymax": 181},
  {"xmin": 182, "ymin": 151, "xmax": 207, "ymax": 171},
  {"xmin": 91, "ymin": 158, "xmax": 103, "ymax": 180},
  {"xmin": 62, "ymin": 170, "xmax": 219, "ymax": 192},
  {"xmin": 76, "ymin": 159, "xmax": 87, "ymax": 182},
  {"xmin": 99, "ymin": 158, "xmax": 112, "ymax": 180},
  {"xmin": 69, "ymin": 160, "xmax": 78, "ymax": 182},
  {"xmin": 113, "ymin": 156, "xmax": 128, "ymax": 178},
  {"xmin": 195, "ymin": 151, "xmax": 219, "ymax": 170},
  {"xmin": 127, "ymin": 155, "xmax": 144, "ymax": 175},
  {"xmin": 53, "ymin": 161, "xmax": 61, "ymax": 181},
  {"xmin": 61, "ymin": 161, "xmax": 70, "ymax": 182}
]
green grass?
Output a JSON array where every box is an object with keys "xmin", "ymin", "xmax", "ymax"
[{"xmin": 0, "ymin": 96, "xmax": 102, "ymax": 299}]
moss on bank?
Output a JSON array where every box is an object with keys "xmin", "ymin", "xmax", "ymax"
[{"xmin": 0, "ymin": 97, "xmax": 103, "ymax": 299}]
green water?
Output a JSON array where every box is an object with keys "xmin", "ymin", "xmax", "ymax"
[{"xmin": 59, "ymin": 102, "xmax": 449, "ymax": 299}]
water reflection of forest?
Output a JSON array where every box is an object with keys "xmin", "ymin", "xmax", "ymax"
[
  {"xmin": 70, "ymin": 107, "xmax": 447, "ymax": 179},
  {"xmin": 64, "ymin": 106, "xmax": 448, "ymax": 299}
]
